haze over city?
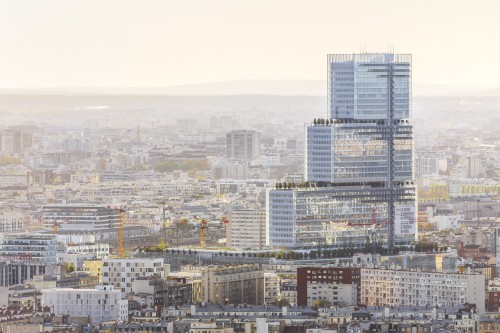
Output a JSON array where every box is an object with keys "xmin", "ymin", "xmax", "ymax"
[{"xmin": 1, "ymin": 0, "xmax": 500, "ymax": 95}]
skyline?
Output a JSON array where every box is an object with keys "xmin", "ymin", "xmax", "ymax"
[{"xmin": 0, "ymin": 0, "xmax": 499, "ymax": 91}]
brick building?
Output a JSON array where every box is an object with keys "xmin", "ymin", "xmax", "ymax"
[{"xmin": 297, "ymin": 267, "xmax": 360, "ymax": 306}]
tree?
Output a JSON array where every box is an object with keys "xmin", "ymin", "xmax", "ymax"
[
  {"xmin": 64, "ymin": 262, "xmax": 75, "ymax": 273},
  {"xmin": 312, "ymin": 299, "xmax": 331, "ymax": 308},
  {"xmin": 274, "ymin": 298, "xmax": 291, "ymax": 307}
]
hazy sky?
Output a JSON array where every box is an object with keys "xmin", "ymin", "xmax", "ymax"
[{"xmin": 0, "ymin": 0, "xmax": 499, "ymax": 89}]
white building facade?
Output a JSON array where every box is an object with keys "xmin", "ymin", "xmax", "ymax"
[
  {"xmin": 0, "ymin": 213, "xmax": 24, "ymax": 233},
  {"xmin": 42, "ymin": 285, "xmax": 128, "ymax": 324},
  {"xmin": 361, "ymin": 268, "xmax": 485, "ymax": 313},
  {"xmin": 102, "ymin": 258, "xmax": 164, "ymax": 294}
]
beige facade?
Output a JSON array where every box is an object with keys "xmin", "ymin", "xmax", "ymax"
[
  {"xmin": 306, "ymin": 283, "xmax": 357, "ymax": 307},
  {"xmin": 202, "ymin": 264, "xmax": 264, "ymax": 305},
  {"xmin": 83, "ymin": 259, "xmax": 103, "ymax": 283},
  {"xmin": 228, "ymin": 209, "xmax": 266, "ymax": 249}
]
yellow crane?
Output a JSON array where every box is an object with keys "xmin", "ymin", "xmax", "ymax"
[{"xmin": 199, "ymin": 219, "xmax": 208, "ymax": 248}]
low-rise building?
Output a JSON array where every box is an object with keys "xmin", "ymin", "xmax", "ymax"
[
  {"xmin": 83, "ymin": 259, "xmax": 104, "ymax": 283},
  {"xmin": 190, "ymin": 321, "xmax": 234, "ymax": 333},
  {"xmin": 66, "ymin": 243, "xmax": 109, "ymax": 259},
  {"xmin": 57, "ymin": 252, "xmax": 94, "ymax": 271}
]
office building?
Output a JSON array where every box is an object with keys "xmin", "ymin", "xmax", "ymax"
[
  {"xmin": 0, "ymin": 261, "xmax": 61, "ymax": 287},
  {"xmin": 66, "ymin": 243, "xmax": 109, "ymax": 259},
  {"xmin": 226, "ymin": 130, "xmax": 260, "ymax": 161},
  {"xmin": 267, "ymin": 53, "xmax": 416, "ymax": 249},
  {"xmin": 380, "ymin": 253, "xmax": 458, "ymax": 271},
  {"xmin": 42, "ymin": 204, "xmax": 121, "ymax": 231},
  {"xmin": 42, "ymin": 285, "xmax": 128, "ymax": 324},
  {"xmin": 0, "ymin": 233, "xmax": 58, "ymax": 263}
]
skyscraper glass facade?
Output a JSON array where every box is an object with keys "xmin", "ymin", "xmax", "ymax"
[
  {"xmin": 328, "ymin": 53, "xmax": 411, "ymax": 120},
  {"xmin": 267, "ymin": 53, "xmax": 417, "ymax": 249}
]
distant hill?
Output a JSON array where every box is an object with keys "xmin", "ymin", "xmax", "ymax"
[
  {"xmin": 0, "ymin": 80, "xmax": 326, "ymax": 96},
  {"xmin": 0, "ymin": 80, "xmax": 498, "ymax": 97}
]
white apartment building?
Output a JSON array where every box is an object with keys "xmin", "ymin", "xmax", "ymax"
[
  {"xmin": 102, "ymin": 258, "xmax": 164, "ymax": 295},
  {"xmin": 228, "ymin": 208, "xmax": 266, "ymax": 249},
  {"xmin": 42, "ymin": 285, "xmax": 128, "ymax": 324},
  {"xmin": 0, "ymin": 213, "xmax": 24, "ymax": 233},
  {"xmin": 361, "ymin": 268, "xmax": 485, "ymax": 313}
]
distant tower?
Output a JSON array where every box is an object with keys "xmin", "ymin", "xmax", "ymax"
[
  {"xmin": 226, "ymin": 130, "xmax": 261, "ymax": 161},
  {"xmin": 268, "ymin": 53, "xmax": 417, "ymax": 250}
]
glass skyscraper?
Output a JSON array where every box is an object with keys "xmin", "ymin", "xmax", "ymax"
[{"xmin": 267, "ymin": 53, "xmax": 417, "ymax": 249}]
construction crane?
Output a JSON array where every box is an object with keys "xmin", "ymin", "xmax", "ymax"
[
  {"xmin": 118, "ymin": 208, "xmax": 124, "ymax": 258},
  {"xmin": 199, "ymin": 219, "xmax": 208, "ymax": 248}
]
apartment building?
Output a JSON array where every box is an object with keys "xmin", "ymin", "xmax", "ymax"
[
  {"xmin": 190, "ymin": 322, "xmax": 234, "ymax": 333},
  {"xmin": 297, "ymin": 267, "xmax": 360, "ymax": 307},
  {"xmin": 42, "ymin": 285, "xmax": 128, "ymax": 324},
  {"xmin": 228, "ymin": 208, "xmax": 266, "ymax": 249},
  {"xmin": 360, "ymin": 268, "xmax": 485, "ymax": 313},
  {"xmin": 201, "ymin": 264, "xmax": 264, "ymax": 305},
  {"xmin": 102, "ymin": 258, "xmax": 165, "ymax": 295}
]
